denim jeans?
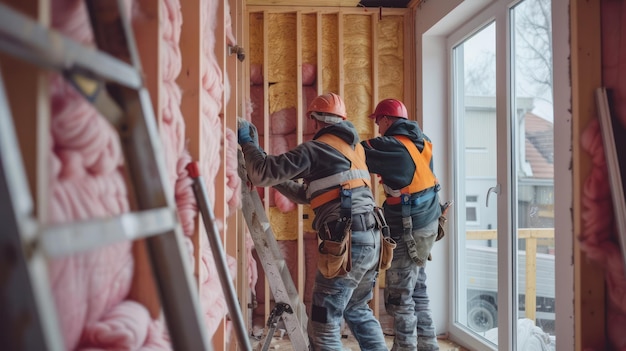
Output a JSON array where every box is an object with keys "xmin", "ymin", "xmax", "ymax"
[
  {"xmin": 309, "ymin": 227, "xmax": 388, "ymax": 351},
  {"xmin": 385, "ymin": 219, "xmax": 439, "ymax": 351}
]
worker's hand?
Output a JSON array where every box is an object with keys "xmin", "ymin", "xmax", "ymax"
[{"xmin": 237, "ymin": 118, "xmax": 259, "ymax": 146}]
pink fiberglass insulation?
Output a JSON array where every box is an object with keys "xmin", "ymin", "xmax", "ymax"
[
  {"xmin": 199, "ymin": 0, "xmax": 257, "ymax": 339},
  {"xmin": 49, "ymin": 1, "xmax": 138, "ymax": 349},
  {"xmin": 580, "ymin": 1, "xmax": 626, "ymax": 349},
  {"xmin": 247, "ymin": 74, "xmax": 317, "ymax": 213},
  {"xmin": 47, "ymin": 0, "xmax": 253, "ymax": 349}
]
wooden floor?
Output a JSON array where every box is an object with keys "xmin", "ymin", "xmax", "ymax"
[
  {"xmin": 251, "ymin": 332, "xmax": 468, "ymax": 350},
  {"xmin": 246, "ymin": 311, "xmax": 468, "ymax": 351},
  {"xmin": 250, "ymin": 287, "xmax": 469, "ymax": 350}
]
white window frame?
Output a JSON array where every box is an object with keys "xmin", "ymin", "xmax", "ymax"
[{"xmin": 416, "ymin": 0, "xmax": 573, "ymax": 350}]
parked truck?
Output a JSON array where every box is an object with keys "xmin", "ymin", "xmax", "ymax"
[{"xmin": 465, "ymin": 245, "xmax": 556, "ymax": 333}]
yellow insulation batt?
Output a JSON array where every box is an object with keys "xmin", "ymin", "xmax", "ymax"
[
  {"xmin": 268, "ymin": 13, "xmax": 297, "ymax": 83},
  {"xmin": 269, "ymin": 206, "xmax": 298, "ymax": 240},
  {"xmin": 377, "ymin": 15, "xmax": 404, "ymax": 101}
]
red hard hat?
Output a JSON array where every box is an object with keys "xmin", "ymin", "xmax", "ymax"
[
  {"xmin": 369, "ymin": 98, "xmax": 408, "ymax": 120},
  {"xmin": 307, "ymin": 93, "xmax": 347, "ymax": 120}
]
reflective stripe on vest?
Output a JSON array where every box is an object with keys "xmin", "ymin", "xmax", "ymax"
[
  {"xmin": 384, "ymin": 135, "xmax": 437, "ymax": 201},
  {"xmin": 309, "ymin": 134, "xmax": 372, "ymax": 209}
]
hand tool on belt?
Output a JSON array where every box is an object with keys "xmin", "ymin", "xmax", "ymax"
[
  {"xmin": 397, "ymin": 189, "xmax": 437, "ymax": 264},
  {"xmin": 373, "ymin": 206, "xmax": 396, "ymax": 271},
  {"xmin": 320, "ymin": 188, "xmax": 353, "ymax": 242},
  {"xmin": 373, "ymin": 207, "xmax": 390, "ymax": 238}
]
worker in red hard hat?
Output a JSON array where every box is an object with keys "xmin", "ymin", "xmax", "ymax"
[
  {"xmin": 362, "ymin": 98, "xmax": 445, "ymax": 351},
  {"xmin": 238, "ymin": 92, "xmax": 388, "ymax": 350}
]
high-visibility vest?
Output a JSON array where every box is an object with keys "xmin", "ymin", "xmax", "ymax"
[
  {"xmin": 384, "ymin": 135, "xmax": 438, "ymax": 205},
  {"xmin": 308, "ymin": 134, "xmax": 372, "ymax": 209}
]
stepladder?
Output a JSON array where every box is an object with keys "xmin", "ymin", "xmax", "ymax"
[
  {"xmin": 237, "ymin": 150, "xmax": 311, "ymax": 351},
  {"xmin": 0, "ymin": 1, "xmax": 213, "ymax": 350}
]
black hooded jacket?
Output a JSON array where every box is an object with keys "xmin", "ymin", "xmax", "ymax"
[{"xmin": 361, "ymin": 118, "xmax": 441, "ymax": 234}]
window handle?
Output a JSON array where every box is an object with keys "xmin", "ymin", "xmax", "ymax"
[{"xmin": 486, "ymin": 184, "xmax": 500, "ymax": 207}]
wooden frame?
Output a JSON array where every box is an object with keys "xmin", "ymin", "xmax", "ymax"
[{"xmin": 571, "ymin": 0, "xmax": 606, "ymax": 349}]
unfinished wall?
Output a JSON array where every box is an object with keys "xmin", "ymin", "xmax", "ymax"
[{"xmin": 245, "ymin": 5, "xmax": 411, "ymax": 327}]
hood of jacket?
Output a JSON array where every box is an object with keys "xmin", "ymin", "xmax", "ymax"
[
  {"xmin": 313, "ymin": 120, "xmax": 360, "ymax": 147},
  {"xmin": 384, "ymin": 118, "xmax": 425, "ymax": 142}
]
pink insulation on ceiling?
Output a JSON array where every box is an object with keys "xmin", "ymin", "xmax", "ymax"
[
  {"xmin": 47, "ymin": 0, "xmax": 252, "ymax": 349},
  {"xmin": 580, "ymin": 1, "xmax": 626, "ymax": 349}
]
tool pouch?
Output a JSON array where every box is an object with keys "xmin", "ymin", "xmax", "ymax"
[
  {"xmin": 317, "ymin": 220, "xmax": 352, "ymax": 279},
  {"xmin": 373, "ymin": 207, "xmax": 396, "ymax": 271},
  {"xmin": 379, "ymin": 236, "xmax": 397, "ymax": 271},
  {"xmin": 436, "ymin": 214, "xmax": 447, "ymax": 242}
]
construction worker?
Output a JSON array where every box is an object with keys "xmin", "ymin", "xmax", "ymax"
[
  {"xmin": 361, "ymin": 98, "xmax": 442, "ymax": 351},
  {"xmin": 238, "ymin": 92, "xmax": 388, "ymax": 351}
]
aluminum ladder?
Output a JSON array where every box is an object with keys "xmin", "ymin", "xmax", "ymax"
[
  {"xmin": 0, "ymin": 1, "xmax": 213, "ymax": 350},
  {"xmin": 237, "ymin": 150, "xmax": 310, "ymax": 351}
]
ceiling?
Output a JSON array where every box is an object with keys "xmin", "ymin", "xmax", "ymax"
[
  {"xmin": 358, "ymin": 0, "xmax": 412, "ymax": 8},
  {"xmin": 246, "ymin": 0, "xmax": 415, "ymax": 9}
]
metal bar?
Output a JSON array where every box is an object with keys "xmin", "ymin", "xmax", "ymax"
[
  {"xmin": 0, "ymin": 3, "xmax": 141, "ymax": 89},
  {"xmin": 187, "ymin": 161, "xmax": 252, "ymax": 350},
  {"xmin": 41, "ymin": 208, "xmax": 178, "ymax": 257},
  {"xmin": 0, "ymin": 69, "xmax": 65, "ymax": 350}
]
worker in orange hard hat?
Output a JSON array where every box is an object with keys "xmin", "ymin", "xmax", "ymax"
[
  {"xmin": 362, "ymin": 98, "xmax": 447, "ymax": 351},
  {"xmin": 238, "ymin": 92, "xmax": 388, "ymax": 350},
  {"xmin": 306, "ymin": 91, "xmax": 347, "ymax": 124}
]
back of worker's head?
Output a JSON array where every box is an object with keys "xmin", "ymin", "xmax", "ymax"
[
  {"xmin": 369, "ymin": 98, "xmax": 408, "ymax": 123},
  {"xmin": 307, "ymin": 92, "xmax": 347, "ymax": 125}
]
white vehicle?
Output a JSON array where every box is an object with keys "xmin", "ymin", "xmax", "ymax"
[{"xmin": 465, "ymin": 245, "xmax": 556, "ymax": 333}]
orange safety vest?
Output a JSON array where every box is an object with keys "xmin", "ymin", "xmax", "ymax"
[
  {"xmin": 309, "ymin": 134, "xmax": 372, "ymax": 209},
  {"xmin": 385, "ymin": 135, "xmax": 438, "ymax": 205}
]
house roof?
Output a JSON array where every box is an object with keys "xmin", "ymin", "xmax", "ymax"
[{"xmin": 524, "ymin": 113, "xmax": 553, "ymax": 179}]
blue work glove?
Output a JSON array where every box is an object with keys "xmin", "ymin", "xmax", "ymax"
[
  {"xmin": 237, "ymin": 118, "xmax": 253, "ymax": 145},
  {"xmin": 237, "ymin": 117, "xmax": 262, "ymax": 150}
]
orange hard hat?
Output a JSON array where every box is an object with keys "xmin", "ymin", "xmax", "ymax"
[
  {"xmin": 369, "ymin": 98, "xmax": 408, "ymax": 120},
  {"xmin": 307, "ymin": 93, "xmax": 347, "ymax": 123}
]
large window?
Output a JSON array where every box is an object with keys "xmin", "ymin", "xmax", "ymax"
[{"xmin": 448, "ymin": 0, "xmax": 556, "ymax": 349}]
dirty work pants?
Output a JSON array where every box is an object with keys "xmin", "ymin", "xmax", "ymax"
[
  {"xmin": 385, "ymin": 219, "xmax": 439, "ymax": 351},
  {"xmin": 309, "ymin": 227, "xmax": 387, "ymax": 351}
]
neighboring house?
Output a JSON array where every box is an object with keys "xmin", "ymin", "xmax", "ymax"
[
  {"xmin": 521, "ymin": 113, "xmax": 555, "ymax": 231},
  {"xmin": 464, "ymin": 96, "xmax": 554, "ymax": 236}
]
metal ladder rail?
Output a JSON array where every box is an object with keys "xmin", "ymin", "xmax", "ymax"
[
  {"xmin": 0, "ymin": 1, "xmax": 213, "ymax": 350},
  {"xmin": 237, "ymin": 150, "xmax": 310, "ymax": 351},
  {"xmin": 187, "ymin": 161, "xmax": 252, "ymax": 350},
  {"xmin": 0, "ymin": 69, "xmax": 65, "ymax": 351}
]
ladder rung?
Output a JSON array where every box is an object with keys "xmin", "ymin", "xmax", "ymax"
[
  {"xmin": 40, "ymin": 207, "xmax": 178, "ymax": 257},
  {"xmin": 0, "ymin": 3, "xmax": 141, "ymax": 89}
]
